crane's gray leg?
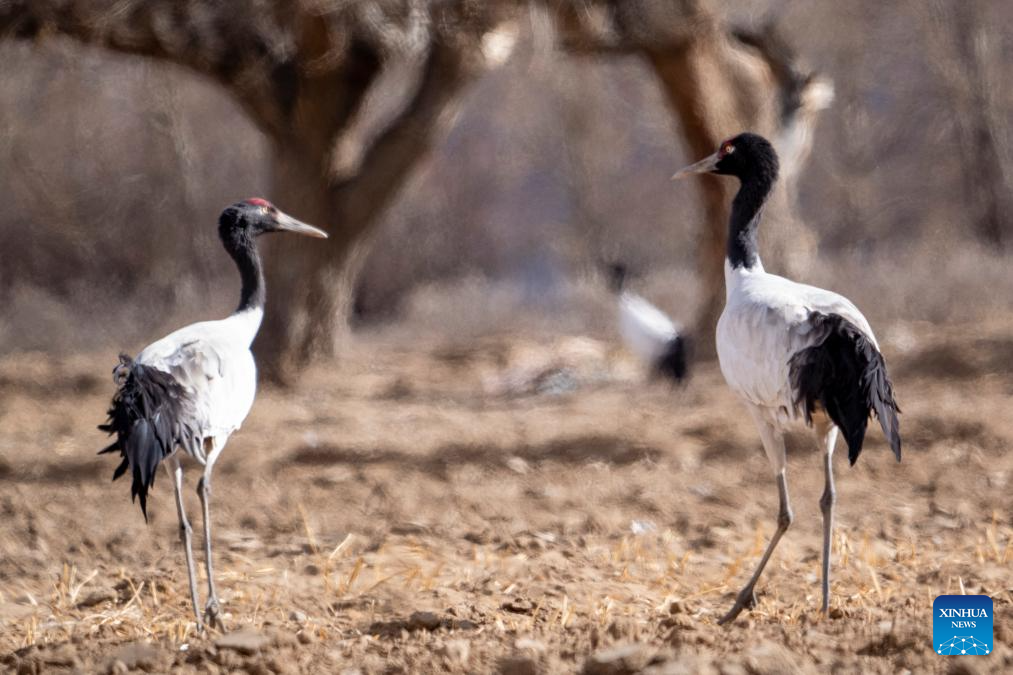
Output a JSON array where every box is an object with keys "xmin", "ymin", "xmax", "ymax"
[
  {"xmin": 197, "ymin": 439, "xmax": 226, "ymax": 629},
  {"xmin": 819, "ymin": 425, "xmax": 838, "ymax": 615},
  {"xmin": 168, "ymin": 457, "xmax": 202, "ymax": 631},
  {"xmin": 719, "ymin": 420, "xmax": 792, "ymax": 625}
]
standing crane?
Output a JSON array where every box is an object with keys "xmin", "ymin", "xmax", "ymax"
[
  {"xmin": 99, "ymin": 199, "xmax": 327, "ymax": 630},
  {"xmin": 608, "ymin": 263, "xmax": 689, "ymax": 384},
  {"xmin": 673, "ymin": 134, "xmax": 901, "ymax": 624}
]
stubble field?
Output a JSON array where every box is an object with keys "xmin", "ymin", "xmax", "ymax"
[{"xmin": 1, "ymin": 320, "xmax": 1011, "ymax": 673}]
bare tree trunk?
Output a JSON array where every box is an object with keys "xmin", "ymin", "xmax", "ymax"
[
  {"xmin": 257, "ymin": 39, "xmax": 493, "ymax": 381},
  {"xmin": 647, "ymin": 42, "xmax": 740, "ymax": 353}
]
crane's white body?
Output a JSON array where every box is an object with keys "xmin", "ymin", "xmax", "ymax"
[
  {"xmin": 715, "ymin": 257, "xmax": 887, "ymax": 623},
  {"xmin": 717, "ymin": 260, "xmax": 876, "ymax": 456},
  {"xmin": 618, "ymin": 291, "xmax": 680, "ymax": 367},
  {"xmin": 135, "ymin": 307, "xmax": 263, "ymax": 461}
]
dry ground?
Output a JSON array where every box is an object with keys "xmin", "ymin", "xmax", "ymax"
[{"xmin": 1, "ymin": 319, "xmax": 1011, "ymax": 674}]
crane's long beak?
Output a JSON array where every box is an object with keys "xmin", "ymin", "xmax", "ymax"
[
  {"xmin": 672, "ymin": 152, "xmax": 720, "ymax": 180},
  {"xmin": 274, "ymin": 212, "xmax": 328, "ymax": 238}
]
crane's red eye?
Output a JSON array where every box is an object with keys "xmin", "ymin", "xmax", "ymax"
[{"xmin": 721, "ymin": 143, "xmax": 735, "ymax": 156}]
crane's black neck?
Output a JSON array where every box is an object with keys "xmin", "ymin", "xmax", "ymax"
[
  {"xmin": 727, "ymin": 172, "xmax": 775, "ymax": 270},
  {"xmin": 222, "ymin": 229, "xmax": 265, "ymax": 313}
]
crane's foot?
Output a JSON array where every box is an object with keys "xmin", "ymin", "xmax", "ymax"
[
  {"xmin": 190, "ymin": 601, "xmax": 205, "ymax": 634},
  {"xmin": 717, "ymin": 587, "xmax": 758, "ymax": 626},
  {"xmin": 204, "ymin": 598, "xmax": 224, "ymax": 631}
]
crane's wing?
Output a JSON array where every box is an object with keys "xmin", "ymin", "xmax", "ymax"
[
  {"xmin": 719, "ymin": 274, "xmax": 899, "ymax": 464},
  {"xmin": 137, "ymin": 336, "xmax": 225, "ymax": 439},
  {"xmin": 784, "ymin": 283, "xmax": 879, "ymax": 349},
  {"xmin": 747, "ymin": 277, "xmax": 900, "ymax": 464},
  {"xmin": 788, "ymin": 309, "xmax": 900, "ymax": 465}
]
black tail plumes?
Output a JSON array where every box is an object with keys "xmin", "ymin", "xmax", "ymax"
[
  {"xmin": 789, "ymin": 313, "xmax": 901, "ymax": 465},
  {"xmin": 655, "ymin": 334, "xmax": 691, "ymax": 384},
  {"xmin": 607, "ymin": 263, "xmax": 628, "ymax": 294},
  {"xmin": 98, "ymin": 355, "xmax": 198, "ymax": 521}
]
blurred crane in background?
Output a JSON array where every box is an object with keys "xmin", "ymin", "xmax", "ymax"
[{"xmin": 608, "ymin": 263, "xmax": 689, "ymax": 383}]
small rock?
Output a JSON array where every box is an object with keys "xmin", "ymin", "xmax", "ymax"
[
  {"xmin": 42, "ymin": 644, "xmax": 79, "ymax": 668},
  {"xmin": 215, "ymin": 629, "xmax": 271, "ymax": 655},
  {"xmin": 438, "ymin": 639, "xmax": 470, "ymax": 666},
  {"xmin": 506, "ymin": 457, "xmax": 530, "ymax": 474},
  {"xmin": 607, "ymin": 618, "xmax": 638, "ymax": 641},
  {"xmin": 303, "ymin": 563, "xmax": 322, "ymax": 576},
  {"xmin": 693, "ymin": 632, "xmax": 716, "ymax": 647},
  {"xmin": 743, "ymin": 640, "xmax": 798, "ymax": 675},
  {"xmin": 582, "ymin": 643, "xmax": 653, "ymax": 675},
  {"xmin": 662, "ymin": 614, "xmax": 694, "ymax": 632},
  {"xmin": 108, "ymin": 642, "xmax": 162, "ymax": 672},
  {"xmin": 498, "ymin": 654, "xmax": 539, "ymax": 675},
  {"xmin": 77, "ymin": 588, "xmax": 117, "ymax": 608},
  {"xmin": 289, "ymin": 610, "xmax": 308, "ymax": 624},
  {"xmin": 408, "ymin": 611, "xmax": 442, "ymax": 631},
  {"xmin": 664, "ymin": 598, "xmax": 686, "ymax": 615},
  {"xmin": 502, "ymin": 598, "xmax": 535, "ymax": 615},
  {"xmin": 213, "ymin": 648, "xmax": 244, "ymax": 669},
  {"xmin": 272, "ymin": 630, "xmax": 300, "ymax": 649},
  {"xmin": 268, "ymin": 657, "xmax": 299, "ymax": 675},
  {"xmin": 297, "ymin": 630, "xmax": 315, "ymax": 645}
]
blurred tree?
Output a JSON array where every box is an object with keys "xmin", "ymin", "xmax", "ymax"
[
  {"xmin": 0, "ymin": 0, "xmax": 827, "ymax": 373},
  {"xmin": 926, "ymin": 0, "xmax": 1011, "ymax": 249},
  {"xmin": 0, "ymin": 0, "xmax": 518, "ymax": 380}
]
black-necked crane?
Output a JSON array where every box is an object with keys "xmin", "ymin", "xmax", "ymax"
[
  {"xmin": 608, "ymin": 263, "xmax": 689, "ymax": 383},
  {"xmin": 99, "ymin": 199, "xmax": 327, "ymax": 630},
  {"xmin": 673, "ymin": 133, "xmax": 901, "ymax": 624}
]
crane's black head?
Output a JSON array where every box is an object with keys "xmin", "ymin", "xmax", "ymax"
[
  {"xmin": 672, "ymin": 133, "xmax": 779, "ymax": 185},
  {"xmin": 218, "ymin": 198, "xmax": 328, "ymax": 253},
  {"xmin": 606, "ymin": 262, "xmax": 628, "ymax": 294}
]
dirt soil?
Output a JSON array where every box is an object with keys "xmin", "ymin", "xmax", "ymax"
[{"xmin": 1, "ymin": 321, "xmax": 1011, "ymax": 674}]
